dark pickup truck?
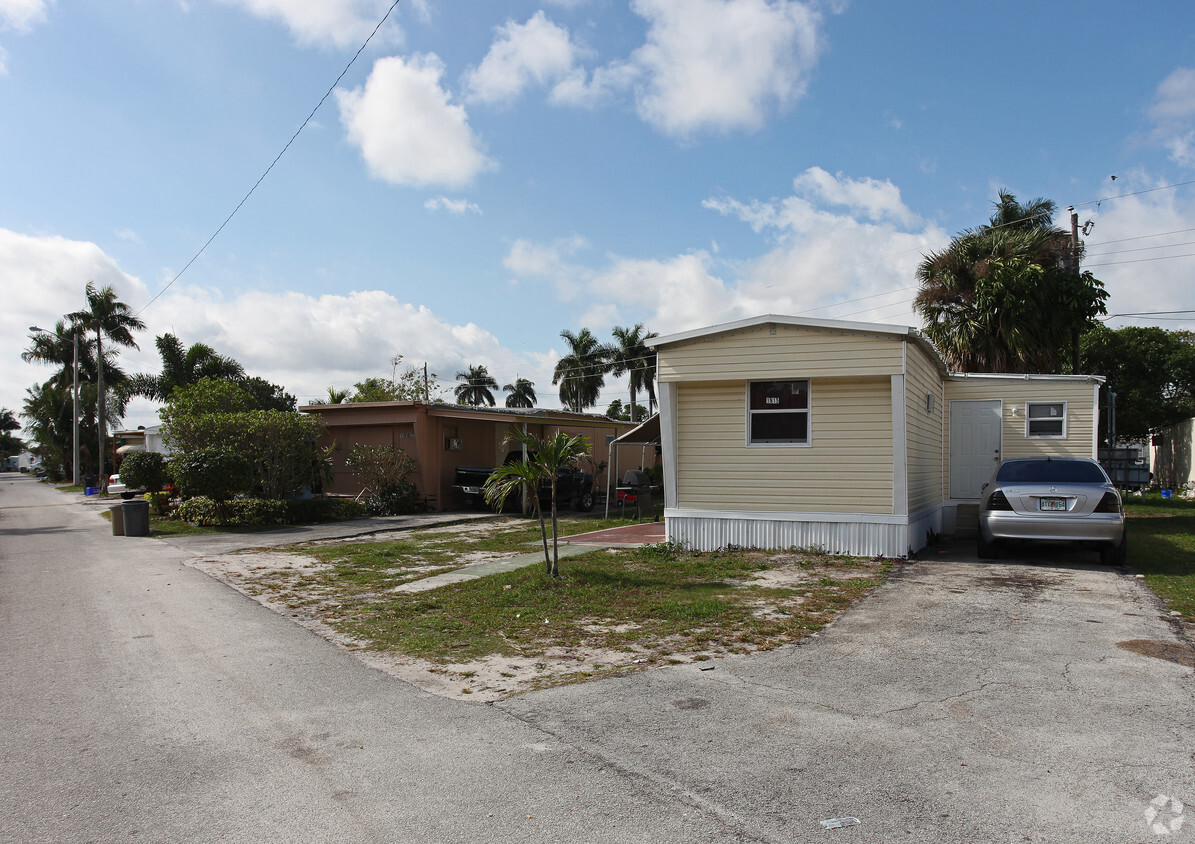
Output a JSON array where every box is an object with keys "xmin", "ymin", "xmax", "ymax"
[{"xmin": 451, "ymin": 454, "xmax": 595, "ymax": 511}]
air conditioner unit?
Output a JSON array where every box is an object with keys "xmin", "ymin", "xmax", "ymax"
[{"xmin": 446, "ymin": 438, "xmax": 463, "ymax": 451}]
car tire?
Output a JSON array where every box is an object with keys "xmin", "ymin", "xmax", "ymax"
[
  {"xmin": 573, "ymin": 490, "xmax": 594, "ymax": 512},
  {"xmin": 1101, "ymin": 530, "xmax": 1128, "ymax": 567},
  {"xmin": 120, "ymin": 491, "xmax": 135, "ymax": 500},
  {"xmin": 977, "ymin": 530, "xmax": 998, "ymax": 559}
]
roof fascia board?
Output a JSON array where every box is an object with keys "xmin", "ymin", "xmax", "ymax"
[{"xmin": 649, "ymin": 314, "xmax": 915, "ymax": 349}]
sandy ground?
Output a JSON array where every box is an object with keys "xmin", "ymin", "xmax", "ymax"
[{"xmin": 187, "ymin": 526, "xmax": 885, "ymax": 702}]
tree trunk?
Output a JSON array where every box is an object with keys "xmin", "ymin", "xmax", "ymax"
[{"xmin": 549, "ymin": 477, "xmax": 559, "ymax": 578}]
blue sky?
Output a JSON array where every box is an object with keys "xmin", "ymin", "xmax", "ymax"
[{"xmin": 4, "ymin": 0, "xmax": 1195, "ymax": 428}]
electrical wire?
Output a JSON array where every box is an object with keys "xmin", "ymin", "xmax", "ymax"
[{"xmin": 135, "ymin": 0, "xmax": 403, "ymax": 318}]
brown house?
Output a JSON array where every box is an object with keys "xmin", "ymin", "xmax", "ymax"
[{"xmin": 300, "ymin": 401, "xmax": 632, "ymax": 509}]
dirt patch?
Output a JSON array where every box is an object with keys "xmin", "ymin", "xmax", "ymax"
[
  {"xmin": 184, "ymin": 523, "xmax": 892, "ymax": 702},
  {"xmin": 973, "ymin": 571, "xmax": 1064, "ymax": 598},
  {"xmin": 1116, "ymin": 639, "xmax": 1195, "ymax": 669}
]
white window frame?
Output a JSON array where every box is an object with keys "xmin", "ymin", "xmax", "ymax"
[
  {"xmin": 745, "ymin": 380, "xmax": 811, "ymax": 447},
  {"xmin": 1025, "ymin": 400, "xmax": 1067, "ymax": 439}
]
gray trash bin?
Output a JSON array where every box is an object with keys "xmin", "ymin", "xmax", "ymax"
[
  {"xmin": 121, "ymin": 498, "xmax": 150, "ymax": 537},
  {"xmin": 110, "ymin": 504, "xmax": 125, "ymax": 536}
]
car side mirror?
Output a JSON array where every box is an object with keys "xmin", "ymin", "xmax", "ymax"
[{"xmin": 981, "ymin": 482, "xmax": 988, "ymax": 492}]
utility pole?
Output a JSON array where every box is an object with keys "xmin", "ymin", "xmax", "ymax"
[
  {"xmin": 72, "ymin": 330, "xmax": 80, "ymax": 486},
  {"xmin": 1067, "ymin": 205, "xmax": 1083, "ymax": 373}
]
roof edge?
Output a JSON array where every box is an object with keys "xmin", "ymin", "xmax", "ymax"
[{"xmin": 649, "ymin": 314, "xmax": 916, "ymax": 349}]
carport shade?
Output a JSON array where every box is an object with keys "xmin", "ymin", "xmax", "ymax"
[{"xmin": 605, "ymin": 414, "xmax": 661, "ymax": 518}]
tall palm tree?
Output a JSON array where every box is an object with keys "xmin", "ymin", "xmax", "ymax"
[
  {"xmin": 553, "ymin": 328, "xmax": 609, "ymax": 413},
  {"xmin": 483, "ymin": 428, "xmax": 590, "ymax": 578},
  {"xmin": 503, "ymin": 377, "xmax": 537, "ymax": 408},
  {"xmin": 124, "ymin": 333, "xmax": 245, "ymax": 402},
  {"xmin": 69, "ymin": 282, "xmax": 145, "ymax": 481},
  {"xmin": 454, "ymin": 365, "xmax": 499, "ymax": 406},
  {"xmin": 609, "ymin": 324, "xmax": 659, "ymax": 423},
  {"xmin": 914, "ymin": 192, "xmax": 1103, "ymax": 374}
]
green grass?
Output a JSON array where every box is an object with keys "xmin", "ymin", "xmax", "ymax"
[
  {"xmin": 1125, "ymin": 494, "xmax": 1195, "ymax": 622},
  {"xmin": 239, "ymin": 521, "xmax": 891, "ymax": 675}
]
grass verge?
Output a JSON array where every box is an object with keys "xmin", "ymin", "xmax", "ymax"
[
  {"xmin": 1125, "ymin": 493, "xmax": 1195, "ymax": 622},
  {"xmin": 217, "ymin": 518, "xmax": 893, "ymax": 695}
]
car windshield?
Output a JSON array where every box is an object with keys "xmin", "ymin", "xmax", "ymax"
[{"xmin": 996, "ymin": 460, "xmax": 1107, "ymax": 484}]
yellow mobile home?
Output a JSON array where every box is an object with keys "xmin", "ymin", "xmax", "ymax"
[{"xmin": 652, "ymin": 315, "xmax": 1103, "ymax": 557}]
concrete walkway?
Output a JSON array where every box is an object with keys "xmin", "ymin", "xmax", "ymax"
[{"xmin": 395, "ymin": 521, "xmax": 667, "ymax": 592}]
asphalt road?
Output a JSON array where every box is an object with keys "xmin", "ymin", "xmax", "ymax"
[{"xmin": 2, "ymin": 473, "xmax": 1192, "ymax": 843}]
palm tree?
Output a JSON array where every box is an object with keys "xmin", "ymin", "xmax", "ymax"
[
  {"xmin": 553, "ymin": 328, "xmax": 609, "ymax": 413},
  {"xmin": 914, "ymin": 192, "xmax": 1104, "ymax": 374},
  {"xmin": 483, "ymin": 428, "xmax": 590, "ymax": 578},
  {"xmin": 312, "ymin": 386, "xmax": 350, "ymax": 405},
  {"xmin": 124, "ymin": 333, "xmax": 245, "ymax": 402},
  {"xmin": 503, "ymin": 377, "xmax": 537, "ymax": 408},
  {"xmin": 454, "ymin": 365, "xmax": 499, "ymax": 406},
  {"xmin": 609, "ymin": 324, "xmax": 659, "ymax": 423},
  {"xmin": 69, "ymin": 282, "xmax": 145, "ymax": 481}
]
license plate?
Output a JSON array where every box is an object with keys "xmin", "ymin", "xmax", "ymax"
[{"xmin": 1039, "ymin": 497, "xmax": 1066, "ymax": 511}]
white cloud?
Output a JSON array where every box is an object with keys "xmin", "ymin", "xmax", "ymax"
[
  {"xmin": 424, "ymin": 196, "xmax": 482, "ymax": 215},
  {"xmin": 0, "ymin": 46, "xmax": 7, "ymax": 76},
  {"xmin": 0, "ymin": 0, "xmax": 48, "ymax": 32},
  {"xmin": 790, "ymin": 167, "xmax": 919, "ymax": 226},
  {"xmin": 217, "ymin": 0, "xmax": 400, "ymax": 49},
  {"xmin": 1148, "ymin": 67, "xmax": 1195, "ymax": 166},
  {"xmin": 625, "ymin": 0, "xmax": 823, "ymax": 137},
  {"xmin": 1079, "ymin": 172, "xmax": 1195, "ymax": 332},
  {"xmin": 336, "ymin": 54, "xmax": 493, "ymax": 189},
  {"xmin": 0, "ymin": 229, "xmax": 149, "ymax": 425},
  {"xmin": 464, "ymin": 11, "xmax": 584, "ymax": 105},
  {"xmin": 506, "ymin": 168, "xmax": 947, "ymax": 346}
]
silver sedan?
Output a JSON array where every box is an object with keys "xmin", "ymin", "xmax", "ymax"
[{"xmin": 977, "ymin": 457, "xmax": 1127, "ymax": 565}]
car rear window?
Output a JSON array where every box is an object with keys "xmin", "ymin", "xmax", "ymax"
[{"xmin": 996, "ymin": 460, "xmax": 1108, "ymax": 484}]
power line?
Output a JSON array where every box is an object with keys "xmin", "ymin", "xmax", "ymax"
[
  {"xmin": 1085, "ymin": 252, "xmax": 1195, "ymax": 268},
  {"xmin": 135, "ymin": 0, "xmax": 403, "ymax": 318}
]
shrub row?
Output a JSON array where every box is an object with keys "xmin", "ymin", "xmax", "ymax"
[{"xmin": 177, "ymin": 496, "xmax": 366, "ymax": 527}]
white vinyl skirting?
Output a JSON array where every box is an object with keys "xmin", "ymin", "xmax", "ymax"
[{"xmin": 665, "ymin": 506, "xmax": 943, "ymax": 558}]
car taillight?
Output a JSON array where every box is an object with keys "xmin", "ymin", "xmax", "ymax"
[
  {"xmin": 986, "ymin": 490, "xmax": 1013, "ymax": 511},
  {"xmin": 1094, "ymin": 492, "xmax": 1121, "ymax": 514}
]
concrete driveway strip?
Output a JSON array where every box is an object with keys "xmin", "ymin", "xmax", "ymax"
[
  {"xmin": 0, "ymin": 476, "xmax": 728, "ymax": 843},
  {"xmin": 501, "ymin": 548, "xmax": 1194, "ymax": 843}
]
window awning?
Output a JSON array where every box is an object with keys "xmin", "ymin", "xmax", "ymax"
[
  {"xmin": 116, "ymin": 444, "xmax": 146, "ymax": 454},
  {"xmin": 612, "ymin": 413, "xmax": 659, "ymax": 445}
]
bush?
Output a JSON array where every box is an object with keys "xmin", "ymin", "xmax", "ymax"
[
  {"xmin": 177, "ymin": 497, "xmax": 287, "ymax": 526},
  {"xmin": 118, "ymin": 451, "xmax": 169, "ymax": 492},
  {"xmin": 178, "ymin": 495, "xmax": 366, "ymax": 526},
  {"xmin": 171, "ymin": 446, "xmax": 254, "ymax": 501},
  {"xmin": 285, "ymin": 497, "xmax": 366, "ymax": 523},
  {"xmin": 144, "ymin": 490, "xmax": 172, "ymax": 517},
  {"xmin": 364, "ymin": 481, "xmax": 420, "ymax": 516}
]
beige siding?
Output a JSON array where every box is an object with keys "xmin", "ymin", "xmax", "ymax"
[
  {"xmin": 660, "ymin": 323, "xmax": 904, "ymax": 382},
  {"xmin": 676, "ymin": 377, "xmax": 894, "ymax": 513},
  {"xmin": 905, "ymin": 344, "xmax": 945, "ymax": 512},
  {"xmin": 944, "ymin": 379, "xmax": 1098, "ymax": 473}
]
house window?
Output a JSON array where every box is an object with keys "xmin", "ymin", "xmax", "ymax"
[
  {"xmin": 748, "ymin": 381, "xmax": 809, "ymax": 445},
  {"xmin": 1026, "ymin": 401, "xmax": 1066, "ymax": 438}
]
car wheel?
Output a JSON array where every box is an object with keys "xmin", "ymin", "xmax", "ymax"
[
  {"xmin": 575, "ymin": 490, "xmax": 594, "ymax": 512},
  {"xmin": 977, "ymin": 531, "xmax": 998, "ymax": 559},
  {"xmin": 120, "ymin": 491, "xmax": 135, "ymax": 500},
  {"xmin": 1101, "ymin": 530, "xmax": 1128, "ymax": 567}
]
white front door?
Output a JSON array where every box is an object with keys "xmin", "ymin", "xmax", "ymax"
[{"xmin": 949, "ymin": 400, "xmax": 1002, "ymax": 498}]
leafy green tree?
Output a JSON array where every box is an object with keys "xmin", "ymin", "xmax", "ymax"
[
  {"xmin": 124, "ymin": 333, "xmax": 244, "ymax": 402},
  {"xmin": 503, "ymin": 377, "xmax": 537, "ymax": 408},
  {"xmin": 116, "ymin": 450, "xmax": 169, "ymax": 492},
  {"xmin": 483, "ymin": 428, "xmax": 590, "ymax": 578},
  {"xmin": 605, "ymin": 399, "xmax": 648, "ymax": 422},
  {"xmin": 239, "ymin": 376, "xmax": 297, "ymax": 412},
  {"xmin": 161, "ymin": 378, "xmax": 325, "ymax": 500},
  {"xmin": 1081, "ymin": 325, "xmax": 1195, "ymax": 442},
  {"xmin": 310, "ymin": 386, "xmax": 350, "ymax": 405},
  {"xmin": 171, "ymin": 447, "xmax": 253, "ymax": 502},
  {"xmin": 915, "ymin": 192, "xmax": 1107, "ymax": 373},
  {"xmin": 454, "ymin": 364, "xmax": 499, "ymax": 406},
  {"xmin": 609, "ymin": 324, "xmax": 658, "ymax": 422},
  {"xmin": 553, "ymin": 328, "xmax": 609, "ymax": 412},
  {"xmin": 0, "ymin": 408, "xmax": 23, "ymax": 462}
]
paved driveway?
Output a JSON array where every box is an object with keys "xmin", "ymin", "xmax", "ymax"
[{"xmin": 500, "ymin": 543, "xmax": 1194, "ymax": 842}]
